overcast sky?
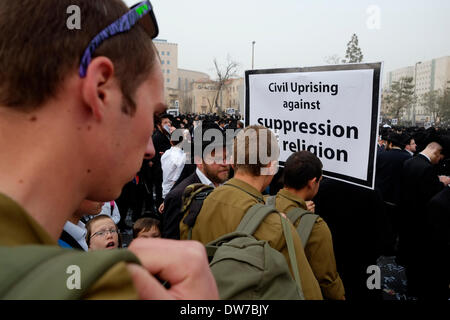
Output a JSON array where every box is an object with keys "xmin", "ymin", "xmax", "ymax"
[{"xmin": 124, "ymin": 0, "xmax": 450, "ymax": 83}]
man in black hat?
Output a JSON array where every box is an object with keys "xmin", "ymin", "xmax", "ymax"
[
  {"xmin": 402, "ymin": 133, "xmax": 417, "ymax": 157},
  {"xmin": 160, "ymin": 123, "xmax": 234, "ymax": 239},
  {"xmin": 375, "ymin": 131, "xmax": 412, "ymax": 205}
]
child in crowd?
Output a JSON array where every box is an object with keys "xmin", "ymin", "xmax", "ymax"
[
  {"xmin": 85, "ymin": 215, "xmax": 122, "ymax": 250},
  {"xmin": 133, "ymin": 217, "xmax": 161, "ymax": 239}
]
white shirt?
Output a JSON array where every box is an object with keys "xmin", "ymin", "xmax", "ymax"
[
  {"xmin": 420, "ymin": 152, "xmax": 431, "ymax": 163},
  {"xmin": 85, "ymin": 201, "xmax": 121, "ymax": 225},
  {"xmin": 162, "ymin": 146, "xmax": 187, "ymax": 198},
  {"xmin": 405, "ymin": 149, "xmax": 414, "ymax": 156},
  {"xmin": 100, "ymin": 201, "xmax": 121, "ymax": 224},
  {"xmin": 63, "ymin": 221, "xmax": 88, "ymax": 251},
  {"xmin": 196, "ymin": 167, "xmax": 214, "ymax": 187}
]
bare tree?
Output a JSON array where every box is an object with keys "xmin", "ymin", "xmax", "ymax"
[
  {"xmin": 212, "ymin": 56, "xmax": 239, "ymax": 114},
  {"xmin": 324, "ymin": 54, "xmax": 342, "ymax": 65}
]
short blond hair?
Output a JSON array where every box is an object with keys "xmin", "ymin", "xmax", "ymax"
[{"xmin": 233, "ymin": 125, "xmax": 279, "ymax": 176}]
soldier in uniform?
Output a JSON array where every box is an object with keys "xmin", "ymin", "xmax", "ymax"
[
  {"xmin": 180, "ymin": 125, "xmax": 323, "ymax": 300},
  {"xmin": 272, "ymin": 151, "xmax": 345, "ymax": 300}
]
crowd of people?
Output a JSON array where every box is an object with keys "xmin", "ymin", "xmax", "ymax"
[
  {"xmin": 53, "ymin": 109, "xmax": 450, "ymax": 300},
  {"xmin": 0, "ymin": 0, "xmax": 448, "ymax": 301},
  {"xmin": 374, "ymin": 125, "xmax": 450, "ymax": 300}
]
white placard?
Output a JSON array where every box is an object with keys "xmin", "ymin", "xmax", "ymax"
[{"xmin": 245, "ymin": 63, "xmax": 382, "ymax": 189}]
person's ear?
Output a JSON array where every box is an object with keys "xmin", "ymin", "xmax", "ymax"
[
  {"xmin": 80, "ymin": 57, "xmax": 116, "ymax": 121},
  {"xmin": 307, "ymin": 177, "xmax": 316, "ymax": 190}
]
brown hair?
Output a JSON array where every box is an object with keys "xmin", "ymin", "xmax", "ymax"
[
  {"xmin": 132, "ymin": 217, "xmax": 161, "ymax": 238},
  {"xmin": 233, "ymin": 125, "xmax": 279, "ymax": 176},
  {"xmin": 0, "ymin": 0, "xmax": 156, "ymax": 114},
  {"xmin": 85, "ymin": 215, "xmax": 122, "ymax": 248}
]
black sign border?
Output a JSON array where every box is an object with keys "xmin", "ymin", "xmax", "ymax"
[{"xmin": 245, "ymin": 63, "xmax": 382, "ymax": 189}]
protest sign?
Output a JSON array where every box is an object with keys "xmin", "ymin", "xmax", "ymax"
[{"xmin": 245, "ymin": 63, "xmax": 382, "ymax": 189}]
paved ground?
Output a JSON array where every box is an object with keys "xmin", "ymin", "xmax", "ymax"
[{"xmin": 377, "ymin": 255, "xmax": 412, "ymax": 300}]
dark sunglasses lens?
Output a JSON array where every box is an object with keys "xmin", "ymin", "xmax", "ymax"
[
  {"xmin": 131, "ymin": 2, "xmax": 159, "ymax": 39},
  {"xmin": 139, "ymin": 11, "xmax": 159, "ymax": 39}
]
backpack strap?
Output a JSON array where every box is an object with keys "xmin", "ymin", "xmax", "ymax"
[
  {"xmin": 0, "ymin": 245, "xmax": 140, "ymax": 299},
  {"xmin": 235, "ymin": 203, "xmax": 278, "ymax": 235},
  {"xmin": 236, "ymin": 203, "xmax": 304, "ymax": 299},
  {"xmin": 286, "ymin": 207, "xmax": 319, "ymax": 248},
  {"xmin": 265, "ymin": 195, "xmax": 276, "ymax": 207},
  {"xmin": 181, "ymin": 183, "xmax": 215, "ymax": 240},
  {"xmin": 224, "ymin": 183, "xmax": 265, "ymax": 203}
]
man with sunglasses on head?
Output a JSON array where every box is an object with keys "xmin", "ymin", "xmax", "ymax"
[{"xmin": 0, "ymin": 0, "xmax": 218, "ymax": 300}]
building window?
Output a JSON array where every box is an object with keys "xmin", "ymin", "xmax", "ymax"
[
  {"xmin": 167, "ymin": 51, "xmax": 170, "ymax": 56},
  {"xmin": 167, "ymin": 78, "xmax": 170, "ymax": 83},
  {"xmin": 167, "ymin": 60, "xmax": 170, "ymax": 65},
  {"xmin": 162, "ymin": 51, "xmax": 165, "ymax": 55},
  {"xmin": 167, "ymin": 69, "xmax": 170, "ymax": 74},
  {"xmin": 161, "ymin": 60, "xmax": 165, "ymax": 64}
]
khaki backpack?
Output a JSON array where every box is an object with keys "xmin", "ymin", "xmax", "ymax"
[
  {"xmin": 181, "ymin": 185, "xmax": 305, "ymax": 300},
  {"xmin": 0, "ymin": 246, "xmax": 139, "ymax": 299}
]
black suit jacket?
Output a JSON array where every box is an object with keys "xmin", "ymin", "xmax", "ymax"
[
  {"xmin": 161, "ymin": 171, "xmax": 201, "ymax": 239},
  {"xmin": 400, "ymin": 154, "xmax": 444, "ymax": 209},
  {"xmin": 375, "ymin": 148, "xmax": 411, "ymax": 204},
  {"xmin": 313, "ymin": 178, "xmax": 392, "ymax": 300},
  {"xmin": 398, "ymin": 154, "xmax": 445, "ymax": 263},
  {"xmin": 424, "ymin": 186, "xmax": 450, "ymax": 299},
  {"xmin": 152, "ymin": 129, "xmax": 171, "ymax": 168}
]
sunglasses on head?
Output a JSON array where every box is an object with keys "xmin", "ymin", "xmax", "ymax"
[{"xmin": 79, "ymin": 0, "xmax": 159, "ymax": 78}]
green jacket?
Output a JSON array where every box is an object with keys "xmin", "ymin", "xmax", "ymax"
[
  {"xmin": 0, "ymin": 193, "xmax": 139, "ymax": 299},
  {"xmin": 180, "ymin": 178, "xmax": 323, "ymax": 300},
  {"xmin": 275, "ymin": 189, "xmax": 345, "ymax": 300}
]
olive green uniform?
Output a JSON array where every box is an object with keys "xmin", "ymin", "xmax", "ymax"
[
  {"xmin": 0, "ymin": 193, "xmax": 139, "ymax": 299},
  {"xmin": 275, "ymin": 188, "xmax": 345, "ymax": 300},
  {"xmin": 180, "ymin": 178, "xmax": 323, "ymax": 300}
]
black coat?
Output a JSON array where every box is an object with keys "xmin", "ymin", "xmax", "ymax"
[
  {"xmin": 152, "ymin": 129, "xmax": 171, "ymax": 167},
  {"xmin": 397, "ymin": 153, "xmax": 446, "ymax": 294},
  {"xmin": 375, "ymin": 149, "xmax": 411, "ymax": 204},
  {"xmin": 400, "ymin": 154, "xmax": 444, "ymax": 208},
  {"xmin": 424, "ymin": 186, "xmax": 450, "ymax": 299},
  {"xmin": 313, "ymin": 178, "xmax": 393, "ymax": 300},
  {"xmin": 161, "ymin": 172, "xmax": 201, "ymax": 239}
]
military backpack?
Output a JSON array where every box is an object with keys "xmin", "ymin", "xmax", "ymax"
[{"xmin": 181, "ymin": 184, "xmax": 305, "ymax": 300}]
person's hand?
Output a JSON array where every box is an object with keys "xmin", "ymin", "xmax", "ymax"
[
  {"xmin": 158, "ymin": 203, "xmax": 164, "ymax": 214},
  {"xmin": 306, "ymin": 200, "xmax": 315, "ymax": 213},
  {"xmin": 127, "ymin": 238, "xmax": 219, "ymax": 300},
  {"xmin": 438, "ymin": 175, "xmax": 450, "ymax": 185}
]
